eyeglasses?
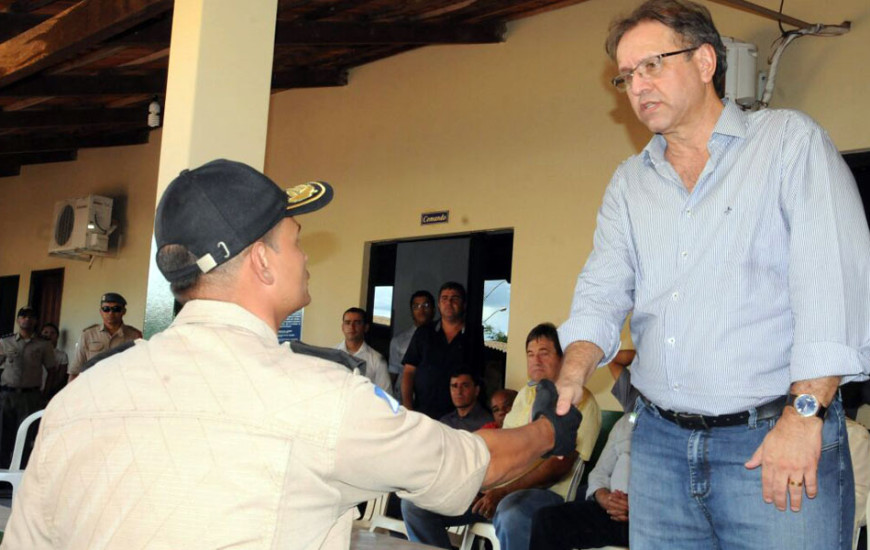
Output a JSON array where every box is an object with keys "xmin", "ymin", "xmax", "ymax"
[
  {"xmin": 611, "ymin": 47, "xmax": 699, "ymax": 92},
  {"xmin": 411, "ymin": 303, "xmax": 432, "ymax": 310},
  {"xmin": 101, "ymin": 305, "xmax": 124, "ymax": 313}
]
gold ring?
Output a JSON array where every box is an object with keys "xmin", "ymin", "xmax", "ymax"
[{"xmin": 789, "ymin": 480, "xmax": 803, "ymax": 487}]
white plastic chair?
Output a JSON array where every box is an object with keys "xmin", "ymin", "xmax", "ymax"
[
  {"xmin": 353, "ymin": 493, "xmax": 388, "ymax": 530},
  {"xmin": 0, "ymin": 409, "xmax": 44, "ymax": 499},
  {"xmin": 459, "ymin": 521, "xmax": 499, "ymax": 550}
]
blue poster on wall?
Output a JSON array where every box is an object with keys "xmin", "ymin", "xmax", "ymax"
[{"xmin": 278, "ymin": 309, "xmax": 304, "ymax": 343}]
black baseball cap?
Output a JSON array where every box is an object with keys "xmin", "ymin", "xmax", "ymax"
[
  {"xmin": 101, "ymin": 293, "xmax": 127, "ymax": 306},
  {"xmin": 155, "ymin": 159, "xmax": 333, "ymax": 283}
]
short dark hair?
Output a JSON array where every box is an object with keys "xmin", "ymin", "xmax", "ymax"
[
  {"xmin": 525, "ymin": 323, "xmax": 563, "ymax": 357},
  {"xmin": 439, "ymin": 281, "xmax": 466, "ymax": 303},
  {"xmin": 156, "ymin": 224, "xmax": 282, "ymax": 302},
  {"xmin": 449, "ymin": 366, "xmax": 480, "ymax": 385},
  {"xmin": 42, "ymin": 322, "xmax": 59, "ymax": 333},
  {"xmin": 343, "ymin": 307, "xmax": 367, "ymax": 321},
  {"xmin": 409, "ymin": 290, "xmax": 435, "ymax": 309},
  {"xmin": 604, "ymin": 0, "xmax": 727, "ymax": 98}
]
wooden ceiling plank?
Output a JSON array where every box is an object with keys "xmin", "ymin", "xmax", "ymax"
[
  {"xmin": 271, "ymin": 69, "xmax": 349, "ymax": 89},
  {"xmin": 0, "ymin": 71, "xmax": 167, "ymax": 97},
  {"xmin": 0, "ymin": 13, "xmax": 51, "ymax": 41},
  {"xmin": 274, "ymin": 21, "xmax": 506, "ymax": 45},
  {"xmin": 0, "ymin": 129, "xmax": 150, "ymax": 154},
  {"xmin": 0, "ymin": 107, "xmax": 143, "ymax": 129},
  {"xmin": 0, "ymin": 0, "xmax": 173, "ymax": 88},
  {"xmin": 9, "ymin": 0, "xmax": 61, "ymax": 13},
  {"xmin": 707, "ymin": 0, "xmax": 810, "ymax": 28},
  {"xmin": 0, "ymin": 150, "xmax": 78, "ymax": 165}
]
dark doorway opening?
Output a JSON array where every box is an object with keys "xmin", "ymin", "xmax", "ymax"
[
  {"xmin": 28, "ymin": 268, "xmax": 64, "ymax": 328},
  {"xmin": 0, "ymin": 275, "xmax": 20, "ymax": 336},
  {"xmin": 365, "ymin": 229, "xmax": 514, "ymax": 395}
]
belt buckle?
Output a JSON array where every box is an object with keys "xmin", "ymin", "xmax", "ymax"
[{"xmin": 674, "ymin": 412, "xmax": 708, "ymax": 430}]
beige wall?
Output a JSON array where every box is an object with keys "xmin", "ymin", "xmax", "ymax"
[
  {"xmin": 0, "ymin": 137, "xmax": 161, "ymax": 358},
  {"xmin": 1, "ymin": 0, "xmax": 867, "ymax": 408}
]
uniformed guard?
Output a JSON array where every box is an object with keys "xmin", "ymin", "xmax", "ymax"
[
  {"xmin": 67, "ymin": 292, "xmax": 142, "ymax": 382},
  {"xmin": 4, "ymin": 159, "xmax": 580, "ymax": 549},
  {"xmin": 0, "ymin": 307, "xmax": 57, "ymax": 467}
]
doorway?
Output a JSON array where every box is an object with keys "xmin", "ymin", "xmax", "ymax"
[
  {"xmin": 0, "ymin": 275, "xmax": 20, "ymax": 336},
  {"xmin": 365, "ymin": 229, "xmax": 513, "ymax": 393},
  {"xmin": 28, "ymin": 268, "xmax": 64, "ymax": 327}
]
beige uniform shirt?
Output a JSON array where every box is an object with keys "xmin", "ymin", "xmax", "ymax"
[
  {"xmin": 0, "ymin": 334, "xmax": 56, "ymax": 388},
  {"xmin": 502, "ymin": 383, "xmax": 601, "ymax": 499},
  {"xmin": 68, "ymin": 323, "xmax": 143, "ymax": 375},
  {"xmin": 3, "ymin": 300, "xmax": 489, "ymax": 550}
]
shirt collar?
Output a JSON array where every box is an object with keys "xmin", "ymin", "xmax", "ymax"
[
  {"xmin": 642, "ymin": 99, "xmax": 747, "ymax": 166},
  {"xmin": 172, "ymin": 300, "xmax": 278, "ymax": 344}
]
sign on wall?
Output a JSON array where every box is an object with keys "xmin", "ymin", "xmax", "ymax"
[{"xmin": 420, "ymin": 211, "xmax": 449, "ymax": 225}]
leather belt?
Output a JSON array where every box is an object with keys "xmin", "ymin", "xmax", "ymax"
[
  {"xmin": 642, "ymin": 394, "xmax": 788, "ymax": 430},
  {"xmin": 0, "ymin": 386, "xmax": 41, "ymax": 393}
]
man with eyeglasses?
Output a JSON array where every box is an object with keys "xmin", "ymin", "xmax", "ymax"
[
  {"xmin": 554, "ymin": 0, "xmax": 870, "ymax": 548},
  {"xmin": 402, "ymin": 282, "xmax": 477, "ymax": 420},
  {"xmin": 68, "ymin": 293, "xmax": 142, "ymax": 382},
  {"xmin": 389, "ymin": 290, "xmax": 436, "ymax": 396}
]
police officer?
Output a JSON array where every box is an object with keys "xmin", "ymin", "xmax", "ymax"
[
  {"xmin": 5, "ymin": 159, "xmax": 581, "ymax": 549},
  {"xmin": 68, "ymin": 293, "xmax": 142, "ymax": 382},
  {"xmin": 0, "ymin": 307, "xmax": 56, "ymax": 467}
]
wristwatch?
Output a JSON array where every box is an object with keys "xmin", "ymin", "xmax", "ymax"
[{"xmin": 786, "ymin": 393, "xmax": 828, "ymax": 419}]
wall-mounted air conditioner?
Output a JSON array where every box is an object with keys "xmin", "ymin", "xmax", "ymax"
[
  {"xmin": 49, "ymin": 195, "xmax": 114, "ymax": 257},
  {"xmin": 722, "ymin": 37, "xmax": 758, "ymax": 109}
]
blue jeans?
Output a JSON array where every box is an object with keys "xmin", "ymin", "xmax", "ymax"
[
  {"xmin": 630, "ymin": 397, "xmax": 854, "ymax": 550},
  {"xmin": 403, "ymin": 488, "xmax": 563, "ymax": 550},
  {"xmin": 401, "ymin": 499, "xmax": 485, "ymax": 549},
  {"xmin": 493, "ymin": 489, "xmax": 564, "ymax": 550}
]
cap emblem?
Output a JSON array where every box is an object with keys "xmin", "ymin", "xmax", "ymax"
[{"xmin": 286, "ymin": 182, "xmax": 325, "ymax": 211}]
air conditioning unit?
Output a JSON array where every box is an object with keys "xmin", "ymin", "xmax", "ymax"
[{"xmin": 49, "ymin": 195, "xmax": 114, "ymax": 257}]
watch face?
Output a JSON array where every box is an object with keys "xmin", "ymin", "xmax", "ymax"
[{"xmin": 794, "ymin": 394, "xmax": 820, "ymax": 417}]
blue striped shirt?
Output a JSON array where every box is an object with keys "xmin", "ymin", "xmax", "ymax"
[{"xmin": 560, "ymin": 101, "xmax": 870, "ymax": 415}]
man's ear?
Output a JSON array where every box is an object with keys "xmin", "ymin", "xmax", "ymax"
[
  {"xmin": 250, "ymin": 242, "xmax": 274, "ymax": 285},
  {"xmin": 696, "ymin": 43, "xmax": 717, "ymax": 84}
]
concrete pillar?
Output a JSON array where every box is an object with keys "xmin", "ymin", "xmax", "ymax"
[{"xmin": 144, "ymin": 0, "xmax": 279, "ymax": 336}]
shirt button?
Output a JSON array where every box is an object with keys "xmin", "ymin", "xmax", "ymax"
[
  {"xmin": 685, "ymin": 209, "xmax": 693, "ymax": 217},
  {"xmin": 667, "ymin": 337, "xmax": 676, "ymax": 345},
  {"xmin": 671, "ymin": 292, "xmax": 679, "ymax": 301},
  {"xmin": 681, "ymin": 251, "xmax": 689, "ymax": 258},
  {"xmin": 673, "ymin": 384, "xmax": 680, "ymax": 391}
]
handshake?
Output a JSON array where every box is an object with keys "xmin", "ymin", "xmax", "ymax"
[{"xmin": 531, "ymin": 379, "xmax": 583, "ymax": 457}]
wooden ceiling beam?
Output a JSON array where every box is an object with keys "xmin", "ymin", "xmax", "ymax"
[
  {"xmin": 111, "ymin": 20, "xmax": 507, "ymax": 47},
  {"xmin": 8, "ymin": 0, "xmax": 61, "ymax": 13},
  {"xmin": 0, "ymin": 129, "xmax": 151, "ymax": 154},
  {"xmin": 0, "ymin": 71, "xmax": 167, "ymax": 97},
  {"xmin": 0, "ymin": 108, "xmax": 145, "ymax": 129},
  {"xmin": 0, "ymin": 13, "xmax": 50, "ymax": 42},
  {"xmin": 271, "ymin": 69, "xmax": 349, "ymax": 89},
  {"xmin": 0, "ymin": 0, "xmax": 173, "ymax": 89},
  {"xmin": 0, "ymin": 150, "xmax": 78, "ymax": 165},
  {"xmin": 708, "ymin": 0, "xmax": 810, "ymax": 28},
  {"xmin": 274, "ymin": 21, "xmax": 507, "ymax": 45}
]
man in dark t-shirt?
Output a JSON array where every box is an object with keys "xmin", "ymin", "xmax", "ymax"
[{"xmin": 401, "ymin": 282, "xmax": 477, "ymax": 420}]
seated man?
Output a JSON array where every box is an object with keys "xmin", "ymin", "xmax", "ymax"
[
  {"xmin": 530, "ymin": 353, "xmax": 636, "ymax": 550},
  {"xmin": 481, "ymin": 388, "xmax": 518, "ymax": 429},
  {"xmin": 403, "ymin": 323, "xmax": 601, "ymax": 550},
  {"xmin": 440, "ymin": 368, "xmax": 493, "ymax": 431}
]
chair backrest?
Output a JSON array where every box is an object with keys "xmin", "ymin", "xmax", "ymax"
[
  {"xmin": 564, "ymin": 457, "xmax": 586, "ymax": 502},
  {"xmin": 579, "ymin": 410, "xmax": 624, "ymax": 487},
  {"xmin": 9, "ymin": 409, "xmax": 44, "ymax": 470}
]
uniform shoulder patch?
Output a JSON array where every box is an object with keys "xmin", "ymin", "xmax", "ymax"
[{"xmin": 374, "ymin": 386, "xmax": 401, "ymax": 414}]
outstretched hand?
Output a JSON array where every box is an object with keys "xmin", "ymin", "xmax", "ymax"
[{"xmin": 532, "ymin": 379, "xmax": 582, "ymax": 457}]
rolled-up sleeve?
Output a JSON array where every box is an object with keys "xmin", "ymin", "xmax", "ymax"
[
  {"xmin": 780, "ymin": 112, "xmax": 870, "ymax": 383},
  {"xmin": 559, "ymin": 169, "xmax": 636, "ymax": 365}
]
